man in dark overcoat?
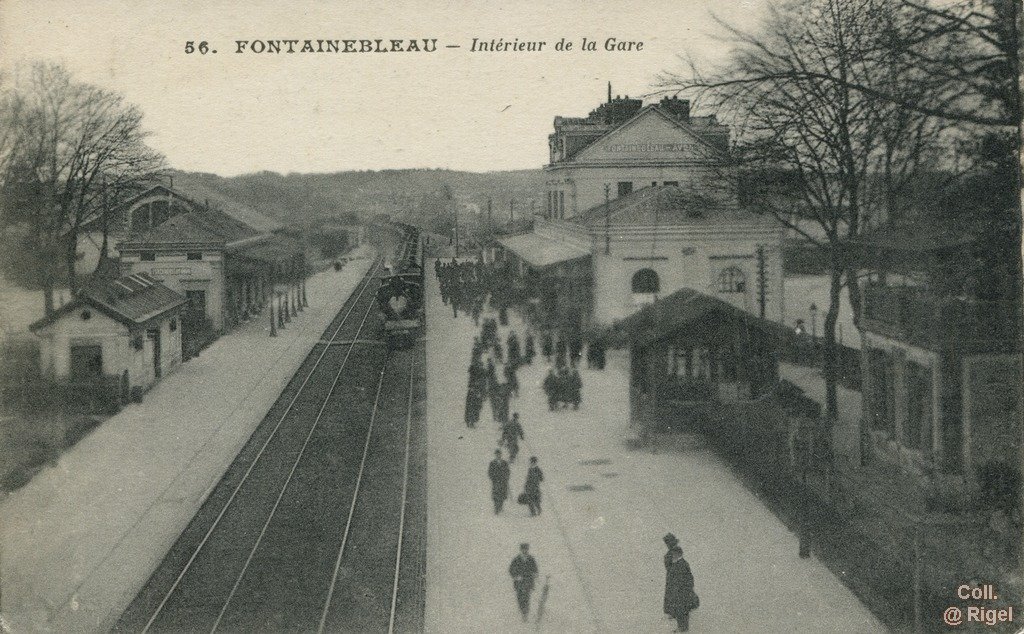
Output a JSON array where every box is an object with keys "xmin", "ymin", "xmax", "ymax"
[
  {"xmin": 523, "ymin": 332, "xmax": 536, "ymax": 364},
  {"xmin": 487, "ymin": 449, "xmax": 510, "ymax": 514},
  {"xmin": 501, "ymin": 412, "xmax": 525, "ymax": 462},
  {"xmin": 506, "ymin": 331, "xmax": 522, "ymax": 368},
  {"xmin": 523, "ymin": 456, "xmax": 544, "ymax": 516},
  {"xmin": 567, "ymin": 367, "xmax": 582, "ymax": 409},
  {"xmin": 508, "ymin": 543, "xmax": 539, "ymax": 621},
  {"xmin": 662, "ymin": 533, "xmax": 698, "ymax": 632},
  {"xmin": 542, "ymin": 368, "xmax": 558, "ymax": 411}
]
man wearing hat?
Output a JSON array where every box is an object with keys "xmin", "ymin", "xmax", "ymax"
[
  {"xmin": 662, "ymin": 533, "xmax": 698, "ymax": 632},
  {"xmin": 508, "ymin": 543, "xmax": 539, "ymax": 621},
  {"xmin": 488, "ymin": 449, "xmax": 511, "ymax": 514}
]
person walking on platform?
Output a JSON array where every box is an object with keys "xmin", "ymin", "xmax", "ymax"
[
  {"xmin": 569, "ymin": 335, "xmax": 583, "ymax": 367},
  {"xmin": 542, "ymin": 368, "xmax": 558, "ymax": 411},
  {"xmin": 509, "ymin": 543, "xmax": 539, "ymax": 621},
  {"xmin": 491, "ymin": 380, "xmax": 511, "ymax": 424},
  {"xmin": 501, "ymin": 412, "xmax": 525, "ymax": 463},
  {"xmin": 464, "ymin": 385, "xmax": 482, "ymax": 428},
  {"xmin": 568, "ymin": 366, "xmax": 582, "ymax": 410},
  {"xmin": 522, "ymin": 456, "xmax": 544, "ymax": 516},
  {"xmin": 503, "ymin": 360, "xmax": 519, "ymax": 396},
  {"xmin": 541, "ymin": 332, "xmax": 553, "ymax": 362},
  {"xmin": 488, "ymin": 450, "xmax": 510, "ymax": 514},
  {"xmin": 507, "ymin": 331, "xmax": 522, "ymax": 368},
  {"xmin": 663, "ymin": 533, "xmax": 699, "ymax": 632},
  {"xmin": 485, "ymin": 358, "xmax": 498, "ymax": 395},
  {"xmin": 524, "ymin": 332, "xmax": 536, "ymax": 365},
  {"xmin": 587, "ymin": 338, "xmax": 606, "ymax": 370}
]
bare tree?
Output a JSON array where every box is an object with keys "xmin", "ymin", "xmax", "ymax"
[
  {"xmin": 0, "ymin": 62, "xmax": 165, "ymax": 310},
  {"xmin": 657, "ymin": 0, "xmax": 952, "ymax": 448}
]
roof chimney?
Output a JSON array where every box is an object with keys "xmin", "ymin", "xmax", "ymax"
[{"xmin": 608, "ymin": 81, "xmax": 612, "ymax": 103}]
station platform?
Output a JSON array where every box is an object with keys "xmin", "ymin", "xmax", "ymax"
[
  {"xmin": 0, "ymin": 249, "xmax": 374, "ymax": 633},
  {"xmin": 423, "ymin": 265, "xmax": 884, "ymax": 633}
]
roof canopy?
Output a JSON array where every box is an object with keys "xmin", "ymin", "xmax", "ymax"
[
  {"xmin": 606, "ymin": 287, "xmax": 791, "ymax": 349},
  {"xmin": 498, "ymin": 233, "xmax": 590, "ymax": 268}
]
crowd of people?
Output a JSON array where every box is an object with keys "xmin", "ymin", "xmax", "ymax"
[{"xmin": 438, "ymin": 254, "xmax": 698, "ymax": 630}]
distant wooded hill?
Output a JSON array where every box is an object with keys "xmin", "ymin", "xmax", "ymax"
[{"xmin": 169, "ymin": 168, "xmax": 546, "ymax": 229}]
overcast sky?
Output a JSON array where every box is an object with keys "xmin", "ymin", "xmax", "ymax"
[{"xmin": 0, "ymin": 0, "xmax": 766, "ymax": 176}]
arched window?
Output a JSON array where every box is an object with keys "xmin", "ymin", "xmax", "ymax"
[
  {"xmin": 631, "ymin": 268, "xmax": 660, "ymax": 294},
  {"xmin": 718, "ymin": 266, "xmax": 746, "ymax": 293}
]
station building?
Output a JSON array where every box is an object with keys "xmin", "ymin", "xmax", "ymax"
[
  {"xmin": 545, "ymin": 92, "xmax": 732, "ymax": 219},
  {"xmin": 501, "ymin": 93, "xmax": 785, "ymax": 331}
]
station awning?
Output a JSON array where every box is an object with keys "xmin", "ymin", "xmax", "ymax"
[{"xmin": 498, "ymin": 233, "xmax": 590, "ymax": 268}]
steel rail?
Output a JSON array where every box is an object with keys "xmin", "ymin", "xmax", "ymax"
[
  {"xmin": 387, "ymin": 355, "xmax": 418, "ymax": 634},
  {"xmin": 208, "ymin": 284, "xmax": 379, "ymax": 633},
  {"xmin": 316, "ymin": 355, "xmax": 392, "ymax": 633},
  {"xmin": 141, "ymin": 257, "xmax": 382, "ymax": 633}
]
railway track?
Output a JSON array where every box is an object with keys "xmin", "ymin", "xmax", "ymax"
[{"xmin": 115, "ymin": 255, "xmax": 428, "ymax": 633}]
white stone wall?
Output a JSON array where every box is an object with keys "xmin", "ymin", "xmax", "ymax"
[
  {"xmin": 121, "ymin": 250, "xmax": 226, "ymax": 331},
  {"xmin": 36, "ymin": 306, "xmax": 182, "ymax": 390},
  {"xmin": 544, "ymin": 110, "xmax": 735, "ymax": 218},
  {"xmin": 589, "ymin": 229, "xmax": 784, "ymax": 327}
]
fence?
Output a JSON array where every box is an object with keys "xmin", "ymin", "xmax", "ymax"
[{"xmin": 675, "ymin": 393, "xmax": 1018, "ymax": 632}]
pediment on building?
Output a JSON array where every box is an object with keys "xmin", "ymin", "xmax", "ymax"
[{"xmin": 571, "ymin": 107, "xmax": 725, "ymax": 164}]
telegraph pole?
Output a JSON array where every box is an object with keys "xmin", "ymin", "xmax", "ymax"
[{"xmin": 604, "ymin": 183, "xmax": 611, "ymax": 255}]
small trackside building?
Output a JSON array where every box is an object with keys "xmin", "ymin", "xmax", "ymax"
[
  {"xmin": 606, "ymin": 287, "xmax": 789, "ymax": 434},
  {"xmin": 29, "ymin": 272, "xmax": 186, "ymax": 406}
]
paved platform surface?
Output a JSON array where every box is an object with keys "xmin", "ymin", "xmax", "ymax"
[
  {"xmin": 423, "ymin": 266, "xmax": 885, "ymax": 633},
  {"xmin": 0, "ymin": 249, "xmax": 373, "ymax": 633}
]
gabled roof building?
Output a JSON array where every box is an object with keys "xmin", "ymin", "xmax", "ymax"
[{"xmin": 500, "ymin": 93, "xmax": 784, "ymax": 331}]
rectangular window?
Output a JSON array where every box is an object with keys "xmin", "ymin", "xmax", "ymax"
[
  {"xmin": 187, "ymin": 252, "xmax": 202, "ymax": 261},
  {"xmin": 140, "ymin": 251, "xmax": 155, "ymax": 262},
  {"xmin": 663, "ymin": 181, "xmax": 679, "ymax": 187},
  {"xmin": 904, "ymin": 363, "xmax": 932, "ymax": 450},
  {"xmin": 169, "ymin": 318, "xmax": 177, "ymax": 332},
  {"xmin": 558, "ymin": 191, "xmax": 565, "ymax": 218},
  {"xmin": 617, "ymin": 181, "xmax": 633, "ymax": 197}
]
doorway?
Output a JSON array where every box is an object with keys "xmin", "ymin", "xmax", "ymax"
[{"xmin": 147, "ymin": 328, "xmax": 162, "ymax": 378}]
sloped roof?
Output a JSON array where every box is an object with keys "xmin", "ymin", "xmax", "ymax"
[
  {"xmin": 498, "ymin": 232, "xmax": 590, "ymax": 268},
  {"xmin": 83, "ymin": 183, "xmax": 281, "ymax": 235},
  {"xmin": 567, "ymin": 105, "xmax": 729, "ymax": 163},
  {"xmin": 168, "ymin": 180, "xmax": 283, "ymax": 233},
  {"xmin": 572, "ymin": 185, "xmax": 761, "ymax": 228},
  {"xmin": 608, "ymin": 287, "xmax": 791, "ymax": 349},
  {"xmin": 30, "ymin": 272, "xmax": 185, "ymax": 332},
  {"xmin": 122, "ymin": 209, "xmax": 260, "ymax": 247}
]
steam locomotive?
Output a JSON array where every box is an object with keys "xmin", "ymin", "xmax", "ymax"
[{"xmin": 376, "ymin": 223, "xmax": 424, "ymax": 348}]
